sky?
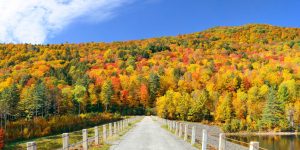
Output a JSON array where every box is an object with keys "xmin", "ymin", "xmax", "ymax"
[{"xmin": 0, "ymin": 0, "xmax": 300, "ymax": 44}]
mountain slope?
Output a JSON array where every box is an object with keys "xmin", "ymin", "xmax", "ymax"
[{"xmin": 0, "ymin": 24, "xmax": 299, "ymax": 133}]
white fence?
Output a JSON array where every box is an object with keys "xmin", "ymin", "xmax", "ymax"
[
  {"xmin": 26, "ymin": 117, "xmax": 141, "ymax": 150},
  {"xmin": 155, "ymin": 117, "xmax": 267, "ymax": 150}
]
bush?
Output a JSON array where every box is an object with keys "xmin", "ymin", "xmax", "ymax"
[
  {"xmin": 0, "ymin": 128, "xmax": 4, "ymax": 150},
  {"xmin": 5, "ymin": 113, "xmax": 121, "ymax": 142},
  {"xmin": 230, "ymin": 119, "xmax": 241, "ymax": 132},
  {"xmin": 222, "ymin": 119, "xmax": 242, "ymax": 133},
  {"xmin": 222, "ymin": 120, "xmax": 231, "ymax": 132}
]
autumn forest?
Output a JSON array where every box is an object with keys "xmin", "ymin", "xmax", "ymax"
[{"xmin": 0, "ymin": 24, "xmax": 299, "ymax": 144}]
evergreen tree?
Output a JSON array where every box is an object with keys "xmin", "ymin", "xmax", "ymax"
[
  {"xmin": 149, "ymin": 73, "xmax": 160, "ymax": 107},
  {"xmin": 261, "ymin": 87, "xmax": 287, "ymax": 130},
  {"xmin": 277, "ymin": 85, "xmax": 289, "ymax": 105},
  {"xmin": 33, "ymin": 81, "xmax": 50, "ymax": 117},
  {"xmin": 0, "ymin": 84, "xmax": 20, "ymax": 115}
]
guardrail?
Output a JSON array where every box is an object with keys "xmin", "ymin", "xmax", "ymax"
[
  {"xmin": 155, "ymin": 116, "xmax": 267, "ymax": 150},
  {"xmin": 26, "ymin": 116, "xmax": 141, "ymax": 150}
]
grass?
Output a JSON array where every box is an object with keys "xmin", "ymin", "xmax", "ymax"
[{"xmin": 4, "ymin": 117, "xmax": 142, "ymax": 150}]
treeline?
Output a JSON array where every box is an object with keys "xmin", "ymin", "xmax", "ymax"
[
  {"xmin": 0, "ymin": 24, "xmax": 299, "ymax": 134},
  {"xmin": 156, "ymin": 85, "xmax": 295, "ymax": 132}
]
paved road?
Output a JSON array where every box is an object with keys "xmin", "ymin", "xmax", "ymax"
[{"xmin": 110, "ymin": 116, "xmax": 197, "ymax": 150}]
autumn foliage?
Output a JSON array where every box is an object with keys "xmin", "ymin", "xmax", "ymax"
[
  {"xmin": 0, "ymin": 24, "xmax": 299, "ymax": 135},
  {"xmin": 0, "ymin": 128, "xmax": 4, "ymax": 149}
]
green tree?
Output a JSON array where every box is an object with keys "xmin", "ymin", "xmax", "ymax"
[
  {"xmin": 149, "ymin": 73, "xmax": 160, "ymax": 106},
  {"xmin": 0, "ymin": 84, "xmax": 20, "ymax": 115},
  {"xmin": 72, "ymin": 85, "xmax": 86, "ymax": 114},
  {"xmin": 277, "ymin": 85, "xmax": 289, "ymax": 105},
  {"xmin": 33, "ymin": 81, "xmax": 49, "ymax": 117},
  {"xmin": 261, "ymin": 87, "xmax": 287, "ymax": 130}
]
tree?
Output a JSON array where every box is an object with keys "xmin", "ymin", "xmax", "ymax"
[
  {"xmin": 156, "ymin": 95, "xmax": 167, "ymax": 118},
  {"xmin": 189, "ymin": 90, "xmax": 209, "ymax": 121},
  {"xmin": 277, "ymin": 85, "xmax": 289, "ymax": 105},
  {"xmin": 33, "ymin": 81, "xmax": 49, "ymax": 117},
  {"xmin": 177, "ymin": 91, "xmax": 191, "ymax": 120},
  {"xmin": 72, "ymin": 85, "xmax": 86, "ymax": 114},
  {"xmin": 100, "ymin": 80, "xmax": 114, "ymax": 111},
  {"xmin": 233, "ymin": 90, "xmax": 247, "ymax": 120},
  {"xmin": 149, "ymin": 73, "xmax": 160, "ymax": 107},
  {"xmin": 0, "ymin": 84, "xmax": 20, "ymax": 115},
  {"xmin": 215, "ymin": 93, "xmax": 234, "ymax": 122},
  {"xmin": 18, "ymin": 87, "xmax": 35, "ymax": 119},
  {"xmin": 140, "ymin": 84, "xmax": 149, "ymax": 108},
  {"xmin": 261, "ymin": 87, "xmax": 287, "ymax": 130}
]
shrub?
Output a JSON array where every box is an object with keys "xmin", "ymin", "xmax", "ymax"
[
  {"xmin": 0, "ymin": 128, "xmax": 4, "ymax": 150},
  {"xmin": 230, "ymin": 119, "xmax": 241, "ymax": 132},
  {"xmin": 222, "ymin": 120, "xmax": 231, "ymax": 132}
]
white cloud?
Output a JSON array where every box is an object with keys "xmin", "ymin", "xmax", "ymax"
[{"xmin": 0, "ymin": 0, "xmax": 131, "ymax": 44}]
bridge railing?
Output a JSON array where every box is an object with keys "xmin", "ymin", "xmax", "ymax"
[
  {"xmin": 154, "ymin": 116, "xmax": 267, "ymax": 150},
  {"xmin": 26, "ymin": 116, "xmax": 141, "ymax": 150}
]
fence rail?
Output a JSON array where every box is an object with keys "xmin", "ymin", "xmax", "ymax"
[
  {"xmin": 26, "ymin": 116, "xmax": 141, "ymax": 150},
  {"xmin": 155, "ymin": 116, "xmax": 268, "ymax": 150}
]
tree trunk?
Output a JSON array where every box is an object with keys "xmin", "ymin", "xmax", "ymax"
[{"xmin": 78, "ymin": 103, "xmax": 81, "ymax": 114}]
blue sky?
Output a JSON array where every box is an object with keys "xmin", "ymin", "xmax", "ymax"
[{"xmin": 1, "ymin": 0, "xmax": 299, "ymax": 44}]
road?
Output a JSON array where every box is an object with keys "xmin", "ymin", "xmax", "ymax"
[{"xmin": 110, "ymin": 116, "xmax": 197, "ymax": 150}]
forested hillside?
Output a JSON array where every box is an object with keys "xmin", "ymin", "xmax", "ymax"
[{"xmin": 0, "ymin": 24, "xmax": 299, "ymax": 133}]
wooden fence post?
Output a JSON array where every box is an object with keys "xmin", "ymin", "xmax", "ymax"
[
  {"xmin": 191, "ymin": 126, "xmax": 196, "ymax": 145},
  {"xmin": 179, "ymin": 123, "xmax": 182, "ymax": 137},
  {"xmin": 26, "ymin": 141, "xmax": 36, "ymax": 150},
  {"xmin": 219, "ymin": 133, "xmax": 225, "ymax": 150},
  {"xmin": 184, "ymin": 124, "xmax": 188, "ymax": 141},
  {"xmin": 249, "ymin": 141, "xmax": 259, "ymax": 150},
  {"xmin": 94, "ymin": 126, "xmax": 99, "ymax": 145},
  {"xmin": 62, "ymin": 133, "xmax": 69, "ymax": 150},
  {"xmin": 109, "ymin": 123, "xmax": 112, "ymax": 137},
  {"xmin": 82, "ymin": 129, "xmax": 88, "ymax": 150},
  {"xmin": 103, "ymin": 125, "xmax": 107, "ymax": 143},
  {"xmin": 121, "ymin": 120, "xmax": 123, "ymax": 131},
  {"xmin": 173, "ymin": 121, "xmax": 175, "ymax": 131},
  {"xmin": 114, "ymin": 122, "xmax": 117, "ymax": 135},
  {"xmin": 202, "ymin": 129, "xmax": 207, "ymax": 150},
  {"xmin": 175, "ymin": 122, "xmax": 178, "ymax": 135}
]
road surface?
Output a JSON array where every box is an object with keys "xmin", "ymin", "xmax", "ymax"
[{"xmin": 110, "ymin": 116, "xmax": 197, "ymax": 150}]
